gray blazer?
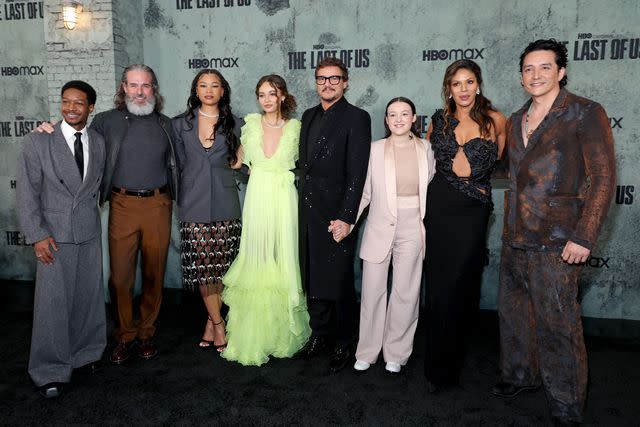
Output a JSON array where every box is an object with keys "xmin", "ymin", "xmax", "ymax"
[
  {"xmin": 172, "ymin": 112, "xmax": 244, "ymax": 223},
  {"xmin": 16, "ymin": 123, "xmax": 105, "ymax": 244}
]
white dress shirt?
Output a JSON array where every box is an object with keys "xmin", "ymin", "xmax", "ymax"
[{"xmin": 60, "ymin": 120, "xmax": 89, "ymax": 180}]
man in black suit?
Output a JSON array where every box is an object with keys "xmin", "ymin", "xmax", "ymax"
[{"xmin": 297, "ymin": 57, "xmax": 371, "ymax": 372}]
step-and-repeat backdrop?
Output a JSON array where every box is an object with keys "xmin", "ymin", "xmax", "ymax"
[{"xmin": 1, "ymin": 0, "xmax": 638, "ymax": 320}]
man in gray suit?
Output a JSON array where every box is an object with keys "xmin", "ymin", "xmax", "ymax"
[{"xmin": 17, "ymin": 80, "xmax": 106, "ymax": 398}]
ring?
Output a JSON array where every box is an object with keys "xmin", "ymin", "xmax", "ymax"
[{"xmin": 36, "ymin": 254, "xmax": 42, "ymax": 258}]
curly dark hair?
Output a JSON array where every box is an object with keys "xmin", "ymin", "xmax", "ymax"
[
  {"xmin": 176, "ymin": 69, "xmax": 239, "ymax": 166},
  {"xmin": 441, "ymin": 59, "xmax": 496, "ymax": 138},
  {"xmin": 255, "ymin": 74, "xmax": 297, "ymax": 120},
  {"xmin": 519, "ymin": 38, "xmax": 568, "ymax": 87},
  {"xmin": 114, "ymin": 64, "xmax": 164, "ymax": 112},
  {"xmin": 383, "ymin": 96, "xmax": 421, "ymax": 138}
]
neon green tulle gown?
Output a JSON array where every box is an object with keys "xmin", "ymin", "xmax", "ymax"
[{"xmin": 221, "ymin": 114, "xmax": 311, "ymax": 366}]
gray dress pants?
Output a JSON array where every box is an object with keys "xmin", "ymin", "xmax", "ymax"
[{"xmin": 29, "ymin": 238, "xmax": 106, "ymax": 386}]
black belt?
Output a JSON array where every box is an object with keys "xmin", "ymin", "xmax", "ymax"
[{"xmin": 112, "ymin": 185, "xmax": 167, "ymax": 198}]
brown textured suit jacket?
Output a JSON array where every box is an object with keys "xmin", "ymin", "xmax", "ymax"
[{"xmin": 502, "ymin": 89, "xmax": 616, "ymax": 251}]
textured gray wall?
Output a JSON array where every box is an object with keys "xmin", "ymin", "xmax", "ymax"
[
  {"xmin": 0, "ymin": 0, "xmax": 47, "ymax": 279},
  {"xmin": 1, "ymin": 0, "xmax": 638, "ymax": 320}
]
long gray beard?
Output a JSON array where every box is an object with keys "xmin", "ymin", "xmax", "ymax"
[{"xmin": 125, "ymin": 95, "xmax": 156, "ymax": 116}]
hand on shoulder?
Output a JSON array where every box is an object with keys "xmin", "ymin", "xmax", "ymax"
[{"xmin": 34, "ymin": 121, "xmax": 56, "ymax": 134}]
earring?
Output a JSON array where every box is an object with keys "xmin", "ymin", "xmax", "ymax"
[
  {"xmin": 448, "ymin": 94, "xmax": 452, "ymax": 99},
  {"xmin": 476, "ymin": 88, "xmax": 480, "ymax": 95}
]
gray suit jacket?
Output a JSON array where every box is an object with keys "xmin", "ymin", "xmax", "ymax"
[
  {"xmin": 16, "ymin": 123, "xmax": 106, "ymax": 244},
  {"xmin": 172, "ymin": 112, "xmax": 243, "ymax": 223}
]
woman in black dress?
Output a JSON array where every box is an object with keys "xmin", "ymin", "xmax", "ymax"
[{"xmin": 424, "ymin": 59, "xmax": 506, "ymax": 390}]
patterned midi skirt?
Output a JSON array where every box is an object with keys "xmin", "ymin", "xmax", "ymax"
[{"xmin": 180, "ymin": 219, "xmax": 242, "ymax": 294}]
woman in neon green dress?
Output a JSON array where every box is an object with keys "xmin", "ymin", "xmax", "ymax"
[{"xmin": 221, "ymin": 74, "xmax": 311, "ymax": 366}]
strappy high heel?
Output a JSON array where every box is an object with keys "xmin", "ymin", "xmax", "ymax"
[
  {"xmin": 198, "ymin": 316, "xmax": 216, "ymax": 350},
  {"xmin": 212, "ymin": 318, "xmax": 227, "ymax": 352}
]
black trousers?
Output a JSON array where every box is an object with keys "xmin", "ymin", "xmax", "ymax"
[
  {"xmin": 423, "ymin": 174, "xmax": 490, "ymax": 385},
  {"xmin": 308, "ymin": 298, "xmax": 356, "ymax": 348},
  {"xmin": 498, "ymin": 244, "xmax": 587, "ymax": 423}
]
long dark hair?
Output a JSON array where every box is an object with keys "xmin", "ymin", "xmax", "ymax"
[
  {"xmin": 441, "ymin": 59, "xmax": 496, "ymax": 138},
  {"xmin": 255, "ymin": 74, "xmax": 297, "ymax": 119},
  {"xmin": 114, "ymin": 64, "xmax": 165, "ymax": 112},
  {"xmin": 178, "ymin": 69, "xmax": 239, "ymax": 166},
  {"xmin": 383, "ymin": 96, "xmax": 421, "ymax": 138}
]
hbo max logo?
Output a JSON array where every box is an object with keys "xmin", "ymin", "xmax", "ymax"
[
  {"xmin": 422, "ymin": 48, "xmax": 485, "ymax": 61},
  {"xmin": 188, "ymin": 57, "xmax": 239, "ymax": 69}
]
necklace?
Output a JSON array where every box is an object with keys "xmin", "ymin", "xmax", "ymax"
[
  {"xmin": 199, "ymin": 109, "xmax": 219, "ymax": 119},
  {"xmin": 262, "ymin": 115, "xmax": 285, "ymax": 129},
  {"xmin": 524, "ymin": 103, "xmax": 534, "ymax": 138}
]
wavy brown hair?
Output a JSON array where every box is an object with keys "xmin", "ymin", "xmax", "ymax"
[
  {"xmin": 255, "ymin": 74, "xmax": 297, "ymax": 120},
  {"xmin": 114, "ymin": 64, "xmax": 165, "ymax": 112},
  {"xmin": 441, "ymin": 59, "xmax": 496, "ymax": 138}
]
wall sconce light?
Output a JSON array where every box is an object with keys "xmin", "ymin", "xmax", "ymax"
[{"xmin": 62, "ymin": 1, "xmax": 82, "ymax": 30}]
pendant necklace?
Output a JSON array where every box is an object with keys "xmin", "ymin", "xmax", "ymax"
[{"xmin": 524, "ymin": 103, "xmax": 537, "ymax": 138}]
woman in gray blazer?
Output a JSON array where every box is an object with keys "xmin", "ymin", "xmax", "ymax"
[{"xmin": 173, "ymin": 69, "xmax": 243, "ymax": 351}]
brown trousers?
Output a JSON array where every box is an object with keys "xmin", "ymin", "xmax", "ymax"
[
  {"xmin": 498, "ymin": 244, "xmax": 587, "ymax": 423},
  {"xmin": 108, "ymin": 191, "xmax": 172, "ymax": 343}
]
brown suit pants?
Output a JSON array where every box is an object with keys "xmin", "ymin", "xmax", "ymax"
[
  {"xmin": 108, "ymin": 191, "xmax": 172, "ymax": 343},
  {"xmin": 498, "ymin": 244, "xmax": 587, "ymax": 423}
]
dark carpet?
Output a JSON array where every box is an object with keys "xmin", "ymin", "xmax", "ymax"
[{"xmin": 1, "ymin": 281, "xmax": 638, "ymax": 426}]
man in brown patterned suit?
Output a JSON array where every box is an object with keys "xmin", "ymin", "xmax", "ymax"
[{"xmin": 491, "ymin": 39, "xmax": 616, "ymax": 426}]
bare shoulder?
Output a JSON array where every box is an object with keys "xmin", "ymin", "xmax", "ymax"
[{"xmin": 489, "ymin": 110, "xmax": 507, "ymax": 127}]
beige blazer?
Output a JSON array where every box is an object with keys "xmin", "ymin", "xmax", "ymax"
[{"xmin": 355, "ymin": 137, "xmax": 435, "ymax": 263}]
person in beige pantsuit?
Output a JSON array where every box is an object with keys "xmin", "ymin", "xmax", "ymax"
[{"xmin": 342, "ymin": 97, "xmax": 435, "ymax": 373}]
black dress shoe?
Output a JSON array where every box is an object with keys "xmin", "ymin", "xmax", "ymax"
[
  {"xmin": 328, "ymin": 345, "xmax": 353, "ymax": 372},
  {"xmin": 39, "ymin": 382, "xmax": 63, "ymax": 399},
  {"xmin": 294, "ymin": 336, "xmax": 328, "ymax": 359},
  {"xmin": 491, "ymin": 381, "xmax": 540, "ymax": 398}
]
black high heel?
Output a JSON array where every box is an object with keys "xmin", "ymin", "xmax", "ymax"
[
  {"xmin": 212, "ymin": 319, "xmax": 227, "ymax": 352},
  {"xmin": 198, "ymin": 316, "xmax": 215, "ymax": 350}
]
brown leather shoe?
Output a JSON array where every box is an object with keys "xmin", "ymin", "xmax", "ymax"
[
  {"xmin": 138, "ymin": 340, "xmax": 158, "ymax": 360},
  {"xmin": 110, "ymin": 341, "xmax": 134, "ymax": 364}
]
